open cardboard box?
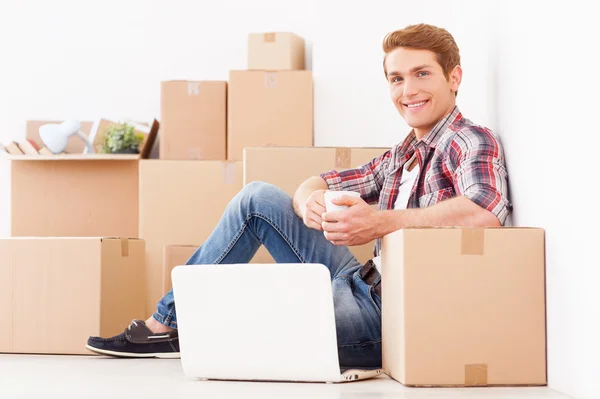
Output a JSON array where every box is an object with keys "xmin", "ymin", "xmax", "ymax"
[{"xmin": 1, "ymin": 119, "xmax": 159, "ymax": 159}]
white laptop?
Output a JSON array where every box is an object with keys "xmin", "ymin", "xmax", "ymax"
[{"xmin": 171, "ymin": 263, "xmax": 383, "ymax": 383}]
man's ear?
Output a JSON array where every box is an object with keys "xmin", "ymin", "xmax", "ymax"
[{"xmin": 450, "ymin": 65, "xmax": 462, "ymax": 93}]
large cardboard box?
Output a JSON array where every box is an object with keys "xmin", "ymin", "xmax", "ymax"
[
  {"xmin": 160, "ymin": 81, "xmax": 227, "ymax": 160},
  {"xmin": 162, "ymin": 245, "xmax": 199, "ymax": 293},
  {"xmin": 8, "ymin": 155, "xmax": 139, "ymax": 238},
  {"xmin": 381, "ymin": 227, "xmax": 547, "ymax": 387},
  {"xmin": 248, "ymin": 32, "xmax": 305, "ymax": 70},
  {"xmin": 0, "ymin": 237, "xmax": 145, "ymax": 355},
  {"xmin": 139, "ymin": 160, "xmax": 242, "ymax": 315},
  {"xmin": 243, "ymin": 147, "xmax": 388, "ymax": 264},
  {"xmin": 227, "ymin": 71, "xmax": 313, "ymax": 161}
]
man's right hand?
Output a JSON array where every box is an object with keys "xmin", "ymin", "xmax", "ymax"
[{"xmin": 302, "ymin": 189, "xmax": 327, "ymax": 231}]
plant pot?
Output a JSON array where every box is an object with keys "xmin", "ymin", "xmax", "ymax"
[{"xmin": 114, "ymin": 148, "xmax": 140, "ymax": 154}]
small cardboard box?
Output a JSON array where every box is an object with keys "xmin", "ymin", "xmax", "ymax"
[
  {"xmin": 0, "ymin": 237, "xmax": 145, "ymax": 355},
  {"xmin": 243, "ymin": 146, "xmax": 388, "ymax": 264},
  {"xmin": 248, "ymin": 32, "xmax": 305, "ymax": 70},
  {"xmin": 381, "ymin": 227, "xmax": 547, "ymax": 387},
  {"xmin": 160, "ymin": 81, "xmax": 227, "ymax": 160},
  {"xmin": 139, "ymin": 160, "xmax": 243, "ymax": 315},
  {"xmin": 227, "ymin": 71, "xmax": 313, "ymax": 161},
  {"xmin": 162, "ymin": 245, "xmax": 199, "ymax": 293}
]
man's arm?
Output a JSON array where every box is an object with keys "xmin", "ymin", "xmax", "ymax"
[
  {"xmin": 319, "ymin": 150, "xmax": 392, "ymax": 205},
  {"xmin": 321, "ymin": 195, "xmax": 499, "ymax": 246},
  {"xmin": 292, "ymin": 176, "xmax": 328, "ymax": 219},
  {"xmin": 375, "ymin": 196, "xmax": 500, "ymax": 237}
]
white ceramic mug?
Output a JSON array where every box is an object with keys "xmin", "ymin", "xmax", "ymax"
[{"xmin": 324, "ymin": 190, "xmax": 361, "ymax": 212}]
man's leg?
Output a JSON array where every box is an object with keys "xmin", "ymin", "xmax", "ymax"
[
  {"xmin": 153, "ymin": 181, "xmax": 363, "ymax": 330},
  {"xmin": 87, "ymin": 182, "xmax": 381, "ymax": 363}
]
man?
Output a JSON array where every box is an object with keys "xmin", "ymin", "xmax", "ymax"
[{"xmin": 86, "ymin": 23, "xmax": 510, "ymax": 368}]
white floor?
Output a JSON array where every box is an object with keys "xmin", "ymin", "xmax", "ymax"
[{"xmin": 0, "ymin": 355, "xmax": 571, "ymax": 399}]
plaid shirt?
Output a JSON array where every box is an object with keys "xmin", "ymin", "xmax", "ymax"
[{"xmin": 320, "ymin": 106, "xmax": 511, "ymax": 257}]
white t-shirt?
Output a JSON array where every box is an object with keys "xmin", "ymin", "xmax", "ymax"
[{"xmin": 371, "ymin": 157, "xmax": 419, "ymax": 272}]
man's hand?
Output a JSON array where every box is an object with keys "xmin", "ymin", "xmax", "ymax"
[
  {"xmin": 302, "ymin": 189, "xmax": 327, "ymax": 231},
  {"xmin": 321, "ymin": 195, "xmax": 381, "ymax": 246}
]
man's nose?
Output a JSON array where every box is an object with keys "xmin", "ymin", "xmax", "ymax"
[{"xmin": 402, "ymin": 78, "xmax": 418, "ymax": 97}]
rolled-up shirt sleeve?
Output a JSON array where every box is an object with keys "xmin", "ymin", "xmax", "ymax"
[
  {"xmin": 449, "ymin": 128, "xmax": 512, "ymax": 225},
  {"xmin": 319, "ymin": 150, "xmax": 391, "ymax": 205}
]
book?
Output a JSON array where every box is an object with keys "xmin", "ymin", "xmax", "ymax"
[
  {"xmin": 18, "ymin": 139, "xmax": 40, "ymax": 155},
  {"xmin": 38, "ymin": 146, "xmax": 53, "ymax": 155},
  {"xmin": 4, "ymin": 142, "xmax": 24, "ymax": 155}
]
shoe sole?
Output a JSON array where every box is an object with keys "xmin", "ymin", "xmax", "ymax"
[{"xmin": 85, "ymin": 344, "xmax": 180, "ymax": 359}]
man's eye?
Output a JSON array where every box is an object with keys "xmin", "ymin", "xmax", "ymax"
[
  {"xmin": 417, "ymin": 71, "xmax": 429, "ymax": 77},
  {"xmin": 392, "ymin": 77, "xmax": 403, "ymax": 83}
]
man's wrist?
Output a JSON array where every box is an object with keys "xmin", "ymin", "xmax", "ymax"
[{"xmin": 375, "ymin": 209, "xmax": 405, "ymax": 237}]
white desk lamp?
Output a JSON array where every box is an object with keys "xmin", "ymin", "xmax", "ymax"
[{"xmin": 39, "ymin": 120, "xmax": 95, "ymax": 154}]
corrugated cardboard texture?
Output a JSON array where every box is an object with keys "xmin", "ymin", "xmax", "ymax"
[
  {"xmin": 382, "ymin": 228, "xmax": 547, "ymax": 386},
  {"xmin": 243, "ymin": 147, "xmax": 387, "ymax": 264},
  {"xmin": 160, "ymin": 81, "xmax": 227, "ymax": 160},
  {"xmin": 99, "ymin": 238, "xmax": 146, "ymax": 338},
  {"xmin": 0, "ymin": 237, "xmax": 144, "ymax": 355},
  {"xmin": 26, "ymin": 120, "xmax": 94, "ymax": 154},
  {"xmin": 139, "ymin": 161, "xmax": 243, "ymax": 316},
  {"xmin": 163, "ymin": 245, "xmax": 199, "ymax": 293},
  {"xmin": 248, "ymin": 32, "xmax": 305, "ymax": 70},
  {"xmin": 10, "ymin": 159, "xmax": 138, "ymax": 238},
  {"xmin": 227, "ymin": 71, "xmax": 313, "ymax": 161}
]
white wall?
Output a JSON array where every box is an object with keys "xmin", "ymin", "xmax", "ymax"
[
  {"xmin": 1, "ymin": 1, "xmax": 598, "ymax": 398},
  {"xmin": 494, "ymin": 2, "xmax": 600, "ymax": 398}
]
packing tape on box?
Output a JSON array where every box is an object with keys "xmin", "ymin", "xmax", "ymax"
[
  {"xmin": 335, "ymin": 148, "xmax": 351, "ymax": 169},
  {"xmin": 187, "ymin": 82, "xmax": 201, "ymax": 96},
  {"xmin": 120, "ymin": 238, "xmax": 129, "ymax": 257},
  {"xmin": 264, "ymin": 72, "xmax": 278, "ymax": 89},
  {"xmin": 264, "ymin": 32, "xmax": 276, "ymax": 42},
  {"xmin": 222, "ymin": 162, "xmax": 237, "ymax": 185},
  {"xmin": 464, "ymin": 364, "xmax": 488, "ymax": 386},
  {"xmin": 461, "ymin": 228, "xmax": 485, "ymax": 255}
]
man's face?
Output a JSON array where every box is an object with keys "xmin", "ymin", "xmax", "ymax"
[{"xmin": 385, "ymin": 47, "xmax": 462, "ymax": 138}]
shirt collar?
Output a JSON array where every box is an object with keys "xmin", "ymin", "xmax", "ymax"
[{"xmin": 398, "ymin": 105, "xmax": 462, "ymax": 155}]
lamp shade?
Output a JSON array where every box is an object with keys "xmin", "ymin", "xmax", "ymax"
[{"xmin": 39, "ymin": 120, "xmax": 94, "ymax": 154}]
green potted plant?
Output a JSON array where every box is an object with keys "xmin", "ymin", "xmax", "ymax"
[{"xmin": 100, "ymin": 122, "xmax": 144, "ymax": 154}]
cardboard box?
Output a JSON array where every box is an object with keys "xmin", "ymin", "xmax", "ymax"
[
  {"xmin": 243, "ymin": 147, "xmax": 388, "ymax": 264},
  {"xmin": 26, "ymin": 120, "xmax": 94, "ymax": 154},
  {"xmin": 227, "ymin": 71, "xmax": 313, "ymax": 161},
  {"xmin": 0, "ymin": 237, "xmax": 145, "ymax": 355},
  {"xmin": 160, "ymin": 81, "xmax": 227, "ymax": 160},
  {"xmin": 8, "ymin": 155, "xmax": 139, "ymax": 238},
  {"xmin": 139, "ymin": 160, "xmax": 243, "ymax": 315},
  {"xmin": 248, "ymin": 32, "xmax": 305, "ymax": 70},
  {"xmin": 162, "ymin": 245, "xmax": 199, "ymax": 293},
  {"xmin": 381, "ymin": 227, "xmax": 547, "ymax": 387}
]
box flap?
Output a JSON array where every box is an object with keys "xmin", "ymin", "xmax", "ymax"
[{"xmin": 6, "ymin": 154, "xmax": 140, "ymax": 161}]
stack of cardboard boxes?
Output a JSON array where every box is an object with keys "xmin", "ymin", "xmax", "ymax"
[{"xmin": 0, "ymin": 31, "xmax": 547, "ymax": 388}]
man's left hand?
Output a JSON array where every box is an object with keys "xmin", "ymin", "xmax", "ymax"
[{"xmin": 321, "ymin": 195, "xmax": 381, "ymax": 246}]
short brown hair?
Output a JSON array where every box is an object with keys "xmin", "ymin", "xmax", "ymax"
[{"xmin": 382, "ymin": 24, "xmax": 460, "ymax": 80}]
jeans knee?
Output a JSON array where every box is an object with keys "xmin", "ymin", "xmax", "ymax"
[{"xmin": 237, "ymin": 181, "xmax": 290, "ymax": 213}]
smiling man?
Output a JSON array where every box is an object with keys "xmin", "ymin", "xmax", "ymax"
[{"xmin": 86, "ymin": 24, "xmax": 510, "ymax": 369}]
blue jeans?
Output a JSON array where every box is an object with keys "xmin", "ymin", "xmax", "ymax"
[{"xmin": 153, "ymin": 181, "xmax": 382, "ymax": 368}]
